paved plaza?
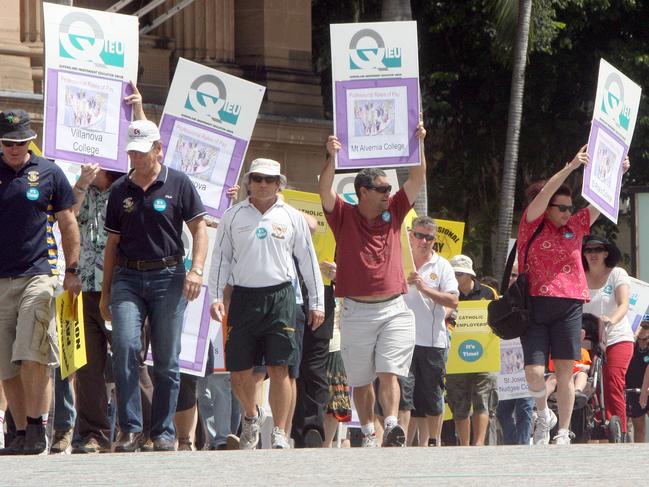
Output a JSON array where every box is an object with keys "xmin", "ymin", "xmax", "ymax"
[{"xmin": 1, "ymin": 444, "xmax": 644, "ymax": 486}]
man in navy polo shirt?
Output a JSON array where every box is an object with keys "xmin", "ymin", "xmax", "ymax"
[
  {"xmin": 0, "ymin": 109, "xmax": 82, "ymax": 455},
  {"xmin": 101, "ymin": 119, "xmax": 208, "ymax": 452}
]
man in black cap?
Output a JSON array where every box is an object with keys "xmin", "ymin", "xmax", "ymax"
[{"xmin": 0, "ymin": 109, "xmax": 81, "ymax": 455}]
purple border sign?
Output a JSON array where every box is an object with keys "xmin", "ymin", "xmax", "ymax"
[
  {"xmin": 335, "ymin": 77, "xmax": 420, "ymax": 169},
  {"xmin": 583, "ymin": 119, "xmax": 627, "ymax": 223},
  {"xmin": 44, "ymin": 69, "xmax": 132, "ymax": 172},
  {"xmin": 159, "ymin": 114, "xmax": 247, "ymax": 219}
]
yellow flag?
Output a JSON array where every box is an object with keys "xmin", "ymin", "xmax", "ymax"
[
  {"xmin": 29, "ymin": 141, "xmax": 42, "ymax": 156},
  {"xmin": 433, "ymin": 218, "xmax": 465, "ymax": 260},
  {"xmin": 282, "ymin": 189, "xmax": 337, "ymax": 284},
  {"xmin": 55, "ymin": 291, "xmax": 87, "ymax": 378},
  {"xmin": 446, "ymin": 300, "xmax": 501, "ymax": 374},
  {"xmin": 400, "ymin": 209, "xmax": 418, "ymax": 278}
]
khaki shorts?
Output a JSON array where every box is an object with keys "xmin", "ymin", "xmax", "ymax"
[
  {"xmin": 340, "ymin": 296, "xmax": 415, "ymax": 387},
  {"xmin": 0, "ymin": 275, "xmax": 59, "ymax": 380},
  {"xmin": 446, "ymin": 372, "xmax": 498, "ymax": 420}
]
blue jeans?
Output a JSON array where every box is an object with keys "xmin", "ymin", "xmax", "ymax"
[
  {"xmin": 197, "ymin": 373, "xmax": 240, "ymax": 447},
  {"xmin": 111, "ymin": 265, "xmax": 187, "ymax": 440},
  {"xmin": 496, "ymin": 397, "xmax": 534, "ymax": 445},
  {"xmin": 54, "ymin": 367, "xmax": 76, "ymax": 431}
]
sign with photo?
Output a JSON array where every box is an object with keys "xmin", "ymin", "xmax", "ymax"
[
  {"xmin": 159, "ymin": 58, "xmax": 265, "ymax": 219},
  {"xmin": 330, "ymin": 21, "xmax": 420, "ymax": 169},
  {"xmin": 43, "ymin": 3, "xmax": 138, "ymax": 171}
]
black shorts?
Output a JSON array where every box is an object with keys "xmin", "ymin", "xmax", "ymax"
[
  {"xmin": 374, "ymin": 374, "xmax": 415, "ymax": 416},
  {"xmin": 627, "ymin": 390, "xmax": 649, "ymax": 418},
  {"xmin": 225, "ymin": 282, "xmax": 296, "ymax": 372},
  {"xmin": 520, "ymin": 296, "xmax": 583, "ymax": 366},
  {"xmin": 411, "ymin": 346, "xmax": 446, "ymax": 418},
  {"xmin": 176, "ymin": 373, "xmax": 198, "ymax": 411}
]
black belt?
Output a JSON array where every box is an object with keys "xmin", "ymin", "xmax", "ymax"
[{"xmin": 117, "ymin": 255, "xmax": 183, "ymax": 271}]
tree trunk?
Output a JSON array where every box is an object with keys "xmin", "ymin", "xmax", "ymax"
[
  {"xmin": 494, "ymin": 0, "xmax": 532, "ymax": 282},
  {"xmin": 381, "ymin": 0, "xmax": 427, "ymax": 216}
]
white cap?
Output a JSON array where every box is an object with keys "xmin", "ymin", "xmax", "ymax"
[
  {"xmin": 450, "ymin": 254, "xmax": 476, "ymax": 277},
  {"xmin": 124, "ymin": 120, "xmax": 160, "ymax": 153},
  {"xmin": 243, "ymin": 158, "xmax": 287, "ymax": 189}
]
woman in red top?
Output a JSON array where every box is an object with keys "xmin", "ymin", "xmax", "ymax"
[{"xmin": 517, "ymin": 146, "xmax": 630, "ymax": 446}]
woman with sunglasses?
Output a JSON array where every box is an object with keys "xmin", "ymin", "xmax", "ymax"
[
  {"xmin": 582, "ymin": 235, "xmax": 633, "ymax": 439},
  {"xmin": 516, "ymin": 146, "xmax": 630, "ymax": 445}
]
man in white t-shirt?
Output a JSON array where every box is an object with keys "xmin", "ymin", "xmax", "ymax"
[{"xmin": 403, "ymin": 216, "xmax": 459, "ymax": 446}]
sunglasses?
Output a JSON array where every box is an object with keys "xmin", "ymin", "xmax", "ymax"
[
  {"xmin": 250, "ymin": 174, "xmax": 279, "ymax": 184},
  {"xmin": 365, "ymin": 184, "xmax": 392, "ymax": 194},
  {"xmin": 637, "ymin": 336, "xmax": 649, "ymax": 342},
  {"xmin": 412, "ymin": 231, "xmax": 435, "ymax": 242},
  {"xmin": 583, "ymin": 247, "xmax": 606, "ymax": 254},
  {"xmin": 1, "ymin": 140, "xmax": 28, "ymax": 147},
  {"xmin": 549, "ymin": 203, "xmax": 574, "ymax": 213}
]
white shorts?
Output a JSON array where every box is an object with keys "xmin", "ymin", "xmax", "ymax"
[{"xmin": 340, "ymin": 295, "xmax": 415, "ymax": 387}]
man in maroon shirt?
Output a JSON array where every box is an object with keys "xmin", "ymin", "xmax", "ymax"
[{"xmin": 318, "ymin": 123, "xmax": 426, "ymax": 447}]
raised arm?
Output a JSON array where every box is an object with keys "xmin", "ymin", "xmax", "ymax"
[
  {"xmin": 319, "ymin": 136, "xmax": 340, "ymax": 213},
  {"xmin": 402, "ymin": 122, "xmax": 427, "ymax": 205},
  {"xmin": 71, "ymin": 163, "xmax": 101, "ymax": 216},
  {"xmin": 526, "ymin": 145, "xmax": 588, "ymax": 223},
  {"xmin": 125, "ymin": 81, "xmax": 146, "ymax": 121}
]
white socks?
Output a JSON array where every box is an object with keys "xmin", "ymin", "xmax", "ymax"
[
  {"xmin": 361, "ymin": 423, "xmax": 375, "ymax": 436},
  {"xmin": 384, "ymin": 415, "xmax": 398, "ymax": 430}
]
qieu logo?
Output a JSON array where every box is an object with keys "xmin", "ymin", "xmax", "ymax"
[
  {"xmin": 601, "ymin": 72, "xmax": 632, "ymax": 132},
  {"xmin": 59, "ymin": 11, "xmax": 125, "ymax": 68},
  {"xmin": 349, "ymin": 29, "xmax": 402, "ymax": 71},
  {"xmin": 185, "ymin": 75, "xmax": 240, "ymax": 125}
]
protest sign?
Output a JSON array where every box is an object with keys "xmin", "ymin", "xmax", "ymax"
[
  {"xmin": 282, "ymin": 189, "xmax": 337, "ymax": 284},
  {"xmin": 627, "ymin": 277, "xmax": 649, "ymax": 332},
  {"xmin": 159, "ymin": 58, "xmax": 265, "ymax": 219},
  {"xmin": 145, "ymin": 285, "xmax": 212, "ymax": 377},
  {"xmin": 497, "ymin": 338, "xmax": 530, "ymax": 400},
  {"xmin": 432, "ymin": 219, "xmax": 464, "ymax": 261},
  {"xmin": 330, "ymin": 21, "xmax": 420, "ymax": 169},
  {"xmin": 56, "ymin": 291, "xmax": 87, "ymax": 378},
  {"xmin": 583, "ymin": 59, "xmax": 642, "ymax": 223},
  {"xmin": 43, "ymin": 3, "xmax": 138, "ymax": 171},
  {"xmin": 447, "ymin": 300, "xmax": 501, "ymax": 374}
]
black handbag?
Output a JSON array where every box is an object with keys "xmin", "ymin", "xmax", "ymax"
[{"xmin": 487, "ymin": 222, "xmax": 544, "ymax": 340}]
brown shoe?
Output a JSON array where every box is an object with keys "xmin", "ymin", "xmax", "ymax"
[
  {"xmin": 72, "ymin": 437, "xmax": 104, "ymax": 454},
  {"xmin": 153, "ymin": 437, "xmax": 176, "ymax": 452},
  {"xmin": 113, "ymin": 431, "xmax": 145, "ymax": 453},
  {"xmin": 0, "ymin": 434, "xmax": 25, "ymax": 456},
  {"xmin": 50, "ymin": 429, "xmax": 74, "ymax": 454},
  {"xmin": 225, "ymin": 434, "xmax": 240, "ymax": 450}
]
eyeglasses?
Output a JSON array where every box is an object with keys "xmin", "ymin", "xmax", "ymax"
[
  {"xmin": 365, "ymin": 184, "xmax": 392, "ymax": 194},
  {"xmin": 1, "ymin": 140, "xmax": 28, "ymax": 147},
  {"xmin": 412, "ymin": 231, "xmax": 435, "ymax": 242},
  {"xmin": 549, "ymin": 203, "xmax": 574, "ymax": 213},
  {"xmin": 455, "ymin": 272, "xmax": 468, "ymax": 277},
  {"xmin": 583, "ymin": 247, "xmax": 606, "ymax": 254},
  {"xmin": 250, "ymin": 174, "xmax": 279, "ymax": 184}
]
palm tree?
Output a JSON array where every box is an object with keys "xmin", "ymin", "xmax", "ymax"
[
  {"xmin": 494, "ymin": 0, "xmax": 533, "ymax": 281},
  {"xmin": 381, "ymin": 0, "xmax": 428, "ymax": 217}
]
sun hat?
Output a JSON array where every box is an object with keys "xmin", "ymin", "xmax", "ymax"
[
  {"xmin": 0, "ymin": 109, "xmax": 37, "ymax": 142},
  {"xmin": 450, "ymin": 254, "xmax": 476, "ymax": 277},
  {"xmin": 242, "ymin": 158, "xmax": 287, "ymax": 189}
]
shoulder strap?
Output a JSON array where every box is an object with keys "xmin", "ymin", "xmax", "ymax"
[{"xmin": 499, "ymin": 221, "xmax": 545, "ymax": 295}]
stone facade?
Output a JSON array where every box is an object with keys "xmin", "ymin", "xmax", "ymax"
[{"xmin": 0, "ymin": 0, "xmax": 330, "ymax": 192}]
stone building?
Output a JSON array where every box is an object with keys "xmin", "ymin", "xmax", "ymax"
[{"xmin": 0, "ymin": 0, "xmax": 330, "ymax": 192}]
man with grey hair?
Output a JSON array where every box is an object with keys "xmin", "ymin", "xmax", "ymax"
[
  {"xmin": 319, "ymin": 122, "xmax": 427, "ymax": 447},
  {"xmin": 403, "ymin": 216, "xmax": 458, "ymax": 446},
  {"xmin": 209, "ymin": 158, "xmax": 324, "ymax": 450}
]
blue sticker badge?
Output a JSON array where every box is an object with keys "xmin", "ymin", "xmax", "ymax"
[
  {"xmin": 564, "ymin": 232, "xmax": 574, "ymax": 239},
  {"xmin": 256, "ymin": 227, "xmax": 268, "ymax": 240},
  {"xmin": 458, "ymin": 339, "xmax": 483, "ymax": 362},
  {"xmin": 153, "ymin": 198, "xmax": 167, "ymax": 212},
  {"xmin": 381, "ymin": 210, "xmax": 391, "ymax": 222},
  {"xmin": 26, "ymin": 188, "xmax": 39, "ymax": 201},
  {"xmin": 644, "ymin": 356, "xmax": 649, "ymax": 363}
]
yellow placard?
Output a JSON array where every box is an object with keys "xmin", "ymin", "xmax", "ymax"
[
  {"xmin": 282, "ymin": 189, "xmax": 337, "ymax": 284},
  {"xmin": 29, "ymin": 141, "xmax": 42, "ymax": 156},
  {"xmin": 55, "ymin": 291, "xmax": 87, "ymax": 378},
  {"xmin": 400, "ymin": 209, "xmax": 417, "ymax": 278},
  {"xmin": 446, "ymin": 300, "xmax": 501, "ymax": 374},
  {"xmin": 433, "ymin": 218, "xmax": 465, "ymax": 260}
]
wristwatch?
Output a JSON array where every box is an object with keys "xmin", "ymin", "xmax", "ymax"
[
  {"xmin": 190, "ymin": 267, "xmax": 203, "ymax": 277},
  {"xmin": 65, "ymin": 266, "xmax": 81, "ymax": 275}
]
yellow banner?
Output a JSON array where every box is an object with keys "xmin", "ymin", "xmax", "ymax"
[
  {"xmin": 55, "ymin": 291, "xmax": 87, "ymax": 379},
  {"xmin": 282, "ymin": 189, "xmax": 337, "ymax": 284},
  {"xmin": 433, "ymin": 218, "xmax": 465, "ymax": 261},
  {"xmin": 400, "ymin": 209, "xmax": 417, "ymax": 278},
  {"xmin": 446, "ymin": 300, "xmax": 501, "ymax": 374},
  {"xmin": 28, "ymin": 141, "xmax": 42, "ymax": 156}
]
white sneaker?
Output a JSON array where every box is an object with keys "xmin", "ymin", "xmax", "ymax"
[
  {"xmin": 239, "ymin": 406, "xmax": 266, "ymax": 450},
  {"xmin": 271, "ymin": 427, "xmax": 291, "ymax": 449},
  {"xmin": 532, "ymin": 409, "xmax": 557, "ymax": 445},
  {"xmin": 361, "ymin": 432, "xmax": 378, "ymax": 448},
  {"xmin": 553, "ymin": 429, "xmax": 573, "ymax": 445}
]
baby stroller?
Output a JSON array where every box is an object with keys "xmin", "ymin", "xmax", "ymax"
[{"xmin": 548, "ymin": 313, "xmax": 628, "ymax": 443}]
